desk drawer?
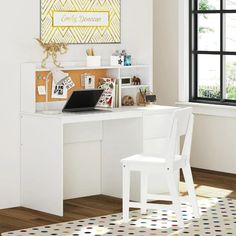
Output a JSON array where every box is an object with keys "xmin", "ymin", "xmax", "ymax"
[
  {"xmin": 143, "ymin": 114, "xmax": 171, "ymax": 140},
  {"xmin": 64, "ymin": 121, "xmax": 102, "ymax": 144}
]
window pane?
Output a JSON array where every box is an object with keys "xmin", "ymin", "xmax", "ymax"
[
  {"xmin": 225, "ymin": 14, "xmax": 236, "ymax": 51},
  {"xmin": 225, "ymin": 56, "xmax": 236, "ymax": 100},
  {"xmin": 198, "ymin": 14, "xmax": 220, "ymax": 51},
  {"xmin": 225, "ymin": 0, "xmax": 236, "ymax": 9},
  {"xmin": 198, "ymin": 55, "xmax": 221, "ymax": 99},
  {"xmin": 198, "ymin": 0, "xmax": 220, "ymax": 10}
]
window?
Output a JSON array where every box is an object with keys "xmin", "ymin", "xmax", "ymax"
[{"xmin": 190, "ymin": 0, "xmax": 236, "ymax": 105}]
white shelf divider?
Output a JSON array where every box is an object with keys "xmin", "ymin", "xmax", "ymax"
[
  {"xmin": 121, "ymin": 84, "xmax": 150, "ymax": 89},
  {"xmin": 35, "ymin": 64, "xmax": 150, "ymax": 72}
]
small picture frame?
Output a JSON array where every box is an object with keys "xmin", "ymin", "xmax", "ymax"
[
  {"xmin": 81, "ymin": 73, "xmax": 96, "ymax": 89},
  {"xmin": 121, "ymin": 77, "xmax": 132, "ymax": 86},
  {"xmin": 85, "ymin": 75, "xmax": 95, "ymax": 89},
  {"xmin": 51, "ymin": 81, "xmax": 67, "ymax": 99}
]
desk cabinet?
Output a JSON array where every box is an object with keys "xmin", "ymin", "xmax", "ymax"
[
  {"xmin": 21, "ymin": 106, "xmax": 177, "ymax": 216},
  {"xmin": 64, "ymin": 122, "xmax": 103, "ymax": 200},
  {"xmin": 21, "ymin": 115, "xmax": 63, "ymax": 215}
]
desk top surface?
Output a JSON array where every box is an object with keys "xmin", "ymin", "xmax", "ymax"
[{"xmin": 21, "ymin": 105, "xmax": 178, "ymax": 124}]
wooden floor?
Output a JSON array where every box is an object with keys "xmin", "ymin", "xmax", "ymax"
[{"xmin": 0, "ymin": 168, "xmax": 236, "ymax": 234}]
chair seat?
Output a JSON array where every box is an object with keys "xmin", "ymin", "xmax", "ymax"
[{"xmin": 121, "ymin": 154, "xmax": 185, "ymax": 170}]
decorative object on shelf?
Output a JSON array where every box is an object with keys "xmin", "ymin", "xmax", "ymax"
[
  {"xmin": 41, "ymin": 0, "xmax": 121, "ymax": 44},
  {"xmin": 36, "ymin": 38, "xmax": 68, "ymax": 68},
  {"xmin": 81, "ymin": 73, "xmax": 96, "ymax": 89},
  {"xmin": 121, "ymin": 77, "xmax": 132, "ymax": 86},
  {"xmin": 110, "ymin": 56, "xmax": 124, "ymax": 66},
  {"xmin": 97, "ymin": 78, "xmax": 116, "ymax": 108},
  {"xmin": 42, "ymin": 69, "xmax": 69, "ymax": 114},
  {"xmin": 110, "ymin": 49, "xmax": 132, "ymax": 66},
  {"xmin": 136, "ymin": 88, "xmax": 157, "ymax": 106},
  {"xmin": 120, "ymin": 50, "xmax": 132, "ymax": 66},
  {"xmin": 110, "ymin": 50, "xmax": 124, "ymax": 66},
  {"xmin": 124, "ymin": 55, "xmax": 132, "ymax": 66},
  {"xmin": 122, "ymin": 96, "xmax": 135, "ymax": 106},
  {"xmin": 145, "ymin": 94, "xmax": 157, "ymax": 104},
  {"xmin": 132, "ymin": 76, "xmax": 141, "ymax": 85},
  {"xmin": 136, "ymin": 89, "xmax": 146, "ymax": 106}
]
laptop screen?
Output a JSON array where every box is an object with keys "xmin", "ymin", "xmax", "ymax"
[{"xmin": 63, "ymin": 89, "xmax": 104, "ymax": 112}]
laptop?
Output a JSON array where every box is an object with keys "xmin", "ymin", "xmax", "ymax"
[{"xmin": 62, "ymin": 89, "xmax": 104, "ymax": 112}]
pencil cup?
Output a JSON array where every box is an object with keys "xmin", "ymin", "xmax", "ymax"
[{"xmin": 86, "ymin": 56, "xmax": 101, "ymax": 67}]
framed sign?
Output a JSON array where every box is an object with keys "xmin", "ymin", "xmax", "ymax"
[{"xmin": 41, "ymin": 0, "xmax": 121, "ymax": 44}]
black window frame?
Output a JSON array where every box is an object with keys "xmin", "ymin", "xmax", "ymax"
[{"xmin": 189, "ymin": 0, "xmax": 236, "ymax": 106}]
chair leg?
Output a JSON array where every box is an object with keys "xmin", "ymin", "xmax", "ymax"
[
  {"xmin": 166, "ymin": 171, "xmax": 184, "ymax": 228},
  {"xmin": 182, "ymin": 165, "xmax": 200, "ymax": 218},
  {"xmin": 122, "ymin": 165, "xmax": 130, "ymax": 222},
  {"xmin": 141, "ymin": 172, "xmax": 148, "ymax": 214}
]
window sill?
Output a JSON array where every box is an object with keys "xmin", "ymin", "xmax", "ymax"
[{"xmin": 176, "ymin": 101, "xmax": 236, "ymax": 118}]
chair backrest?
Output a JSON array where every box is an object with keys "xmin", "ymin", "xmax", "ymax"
[{"xmin": 165, "ymin": 107, "xmax": 194, "ymax": 167}]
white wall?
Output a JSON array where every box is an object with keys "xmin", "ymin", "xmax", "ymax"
[
  {"xmin": 192, "ymin": 115, "xmax": 236, "ymax": 173},
  {"xmin": 154, "ymin": 0, "xmax": 236, "ymax": 174},
  {"xmin": 0, "ymin": 0, "xmax": 153, "ymax": 209},
  {"xmin": 154, "ymin": 0, "xmax": 178, "ymax": 105}
]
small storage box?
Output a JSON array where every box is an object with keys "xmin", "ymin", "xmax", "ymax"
[
  {"xmin": 110, "ymin": 56, "xmax": 124, "ymax": 66},
  {"xmin": 87, "ymin": 56, "xmax": 101, "ymax": 67}
]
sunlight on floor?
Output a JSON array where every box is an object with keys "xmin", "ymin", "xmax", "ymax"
[
  {"xmin": 195, "ymin": 185, "xmax": 233, "ymax": 198},
  {"xmin": 179, "ymin": 181, "xmax": 233, "ymax": 199}
]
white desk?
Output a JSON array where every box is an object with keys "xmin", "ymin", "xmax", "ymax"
[{"xmin": 20, "ymin": 105, "xmax": 178, "ymax": 216}]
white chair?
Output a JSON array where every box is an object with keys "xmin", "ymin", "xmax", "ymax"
[{"xmin": 121, "ymin": 107, "xmax": 200, "ymax": 228}]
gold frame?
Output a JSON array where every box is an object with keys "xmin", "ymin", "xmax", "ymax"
[{"xmin": 40, "ymin": 0, "xmax": 121, "ymax": 44}]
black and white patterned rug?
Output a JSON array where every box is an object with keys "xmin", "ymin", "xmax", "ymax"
[{"xmin": 2, "ymin": 198, "xmax": 236, "ymax": 236}]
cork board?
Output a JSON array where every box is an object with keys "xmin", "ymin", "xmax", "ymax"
[{"xmin": 35, "ymin": 69, "xmax": 108, "ymax": 103}]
